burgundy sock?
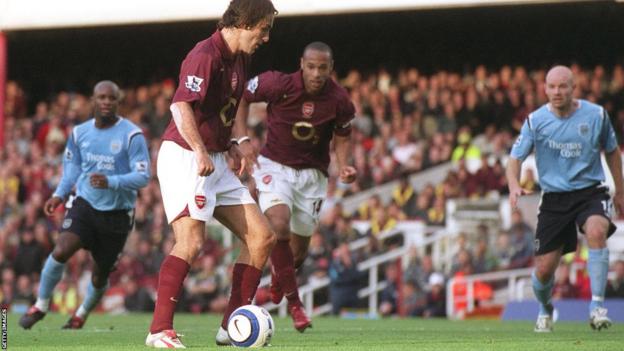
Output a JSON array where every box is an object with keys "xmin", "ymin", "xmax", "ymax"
[
  {"xmin": 221, "ymin": 263, "xmax": 262, "ymax": 328},
  {"xmin": 149, "ymin": 255, "xmax": 190, "ymax": 334},
  {"xmin": 271, "ymin": 240, "xmax": 300, "ymax": 304},
  {"xmin": 221, "ymin": 264, "xmax": 245, "ymax": 328}
]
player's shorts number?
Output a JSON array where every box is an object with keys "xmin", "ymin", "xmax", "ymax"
[
  {"xmin": 312, "ymin": 199, "xmax": 323, "ymax": 217},
  {"xmin": 602, "ymin": 199, "xmax": 614, "ymax": 218}
]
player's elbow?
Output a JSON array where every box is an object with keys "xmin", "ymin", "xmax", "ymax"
[
  {"xmin": 506, "ymin": 157, "xmax": 521, "ymax": 170},
  {"xmin": 606, "ymin": 146, "xmax": 621, "ymax": 158},
  {"xmin": 137, "ymin": 174, "xmax": 150, "ymax": 188},
  {"xmin": 170, "ymin": 102, "xmax": 186, "ymax": 129}
]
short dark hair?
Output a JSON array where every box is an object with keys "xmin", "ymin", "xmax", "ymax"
[
  {"xmin": 93, "ymin": 80, "xmax": 120, "ymax": 98},
  {"xmin": 303, "ymin": 41, "xmax": 333, "ymax": 60},
  {"xmin": 218, "ymin": 0, "xmax": 278, "ymax": 29}
]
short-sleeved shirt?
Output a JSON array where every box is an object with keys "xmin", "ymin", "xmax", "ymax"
[
  {"xmin": 243, "ymin": 71, "xmax": 355, "ymax": 174},
  {"xmin": 510, "ymin": 100, "xmax": 618, "ymax": 193},
  {"xmin": 54, "ymin": 117, "xmax": 150, "ymax": 211},
  {"xmin": 162, "ymin": 30, "xmax": 250, "ymax": 152}
]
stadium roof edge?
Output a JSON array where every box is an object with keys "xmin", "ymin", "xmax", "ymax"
[{"xmin": 0, "ymin": 0, "xmax": 599, "ymax": 32}]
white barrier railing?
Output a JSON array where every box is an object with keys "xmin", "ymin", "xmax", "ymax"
[
  {"xmin": 260, "ymin": 227, "xmax": 413, "ymax": 317},
  {"xmin": 220, "ymin": 219, "xmax": 624, "ymax": 320},
  {"xmin": 258, "ymin": 224, "xmax": 466, "ymax": 318},
  {"xmin": 445, "ymin": 267, "xmax": 533, "ymax": 319}
]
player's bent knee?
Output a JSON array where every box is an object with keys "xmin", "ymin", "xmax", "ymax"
[
  {"xmin": 188, "ymin": 240, "xmax": 204, "ymax": 259},
  {"xmin": 268, "ymin": 217, "xmax": 290, "ymax": 238},
  {"xmin": 275, "ymin": 229, "xmax": 290, "ymax": 240},
  {"xmin": 52, "ymin": 247, "xmax": 72, "ymax": 263},
  {"xmin": 174, "ymin": 236, "xmax": 205, "ymax": 261},
  {"xmin": 585, "ymin": 221, "xmax": 608, "ymax": 245},
  {"xmin": 260, "ymin": 229, "xmax": 277, "ymax": 251},
  {"xmin": 292, "ymin": 245, "xmax": 307, "ymax": 263},
  {"xmin": 293, "ymin": 254, "xmax": 306, "ymax": 269},
  {"xmin": 586, "ymin": 227, "xmax": 607, "ymax": 238},
  {"xmin": 91, "ymin": 275, "xmax": 109, "ymax": 289},
  {"xmin": 534, "ymin": 264, "xmax": 555, "ymax": 282},
  {"xmin": 246, "ymin": 221, "xmax": 277, "ymax": 258}
]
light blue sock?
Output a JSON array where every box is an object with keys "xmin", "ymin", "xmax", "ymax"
[
  {"xmin": 532, "ymin": 270, "xmax": 554, "ymax": 316},
  {"xmin": 588, "ymin": 248, "xmax": 609, "ymax": 312},
  {"xmin": 76, "ymin": 281, "xmax": 109, "ymax": 319},
  {"xmin": 35, "ymin": 255, "xmax": 65, "ymax": 311}
]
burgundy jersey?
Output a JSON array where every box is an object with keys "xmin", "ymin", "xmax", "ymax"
[
  {"xmin": 162, "ymin": 31, "xmax": 250, "ymax": 152},
  {"xmin": 243, "ymin": 71, "xmax": 355, "ymax": 174}
]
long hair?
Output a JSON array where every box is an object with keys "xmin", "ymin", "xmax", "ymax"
[{"xmin": 218, "ymin": 0, "xmax": 278, "ymax": 29}]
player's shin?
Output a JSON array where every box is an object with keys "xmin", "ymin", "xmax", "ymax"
[
  {"xmin": 150, "ymin": 255, "xmax": 190, "ymax": 333},
  {"xmin": 221, "ymin": 263, "xmax": 262, "ymax": 328},
  {"xmin": 531, "ymin": 270, "xmax": 554, "ymax": 316},
  {"xmin": 35, "ymin": 255, "xmax": 66, "ymax": 312},
  {"xmin": 76, "ymin": 281, "xmax": 109, "ymax": 319},
  {"xmin": 588, "ymin": 248, "xmax": 609, "ymax": 312},
  {"xmin": 271, "ymin": 239, "xmax": 301, "ymax": 304}
]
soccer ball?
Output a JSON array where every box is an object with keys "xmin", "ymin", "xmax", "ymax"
[{"xmin": 227, "ymin": 304, "xmax": 274, "ymax": 347}]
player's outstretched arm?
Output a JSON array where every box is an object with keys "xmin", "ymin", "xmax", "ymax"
[
  {"xmin": 233, "ymin": 98, "xmax": 250, "ymax": 141},
  {"xmin": 507, "ymin": 118, "xmax": 535, "ymax": 209},
  {"xmin": 334, "ymin": 134, "xmax": 357, "ymax": 184},
  {"xmin": 51, "ymin": 131, "xmax": 83, "ymax": 205},
  {"xmin": 605, "ymin": 146, "xmax": 624, "ymax": 215},
  {"xmin": 232, "ymin": 98, "xmax": 258, "ymax": 175},
  {"xmin": 506, "ymin": 157, "xmax": 532, "ymax": 209},
  {"xmin": 170, "ymin": 101, "xmax": 214, "ymax": 176}
]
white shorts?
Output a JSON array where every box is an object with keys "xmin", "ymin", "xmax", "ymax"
[
  {"xmin": 252, "ymin": 155, "xmax": 328, "ymax": 237},
  {"xmin": 157, "ymin": 141, "xmax": 255, "ymax": 224}
]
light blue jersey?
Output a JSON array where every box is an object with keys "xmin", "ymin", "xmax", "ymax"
[
  {"xmin": 510, "ymin": 100, "xmax": 618, "ymax": 193},
  {"xmin": 53, "ymin": 117, "xmax": 151, "ymax": 210}
]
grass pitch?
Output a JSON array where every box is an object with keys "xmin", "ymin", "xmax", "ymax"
[{"xmin": 7, "ymin": 312, "xmax": 623, "ymax": 350}]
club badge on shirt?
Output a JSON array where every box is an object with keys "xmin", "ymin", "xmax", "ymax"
[
  {"xmin": 110, "ymin": 140, "xmax": 122, "ymax": 154},
  {"xmin": 578, "ymin": 123, "xmax": 590, "ymax": 137},
  {"xmin": 302, "ymin": 102, "xmax": 314, "ymax": 118}
]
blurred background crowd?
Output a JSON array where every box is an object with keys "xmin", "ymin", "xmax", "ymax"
[{"xmin": 2, "ymin": 63, "xmax": 624, "ymax": 317}]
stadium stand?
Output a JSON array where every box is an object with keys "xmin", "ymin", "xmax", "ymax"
[{"xmin": 3, "ymin": 62, "xmax": 624, "ymax": 318}]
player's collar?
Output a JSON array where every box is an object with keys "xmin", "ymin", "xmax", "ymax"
[
  {"xmin": 547, "ymin": 99, "xmax": 581, "ymax": 117},
  {"xmin": 92, "ymin": 115, "xmax": 122, "ymax": 129},
  {"xmin": 213, "ymin": 30, "xmax": 235, "ymax": 61}
]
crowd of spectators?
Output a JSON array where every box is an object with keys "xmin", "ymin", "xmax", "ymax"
[{"xmin": 3, "ymin": 63, "xmax": 624, "ymax": 318}]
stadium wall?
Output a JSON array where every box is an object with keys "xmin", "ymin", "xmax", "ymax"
[
  {"xmin": 0, "ymin": 0, "xmax": 588, "ymax": 30},
  {"xmin": 5, "ymin": 1, "xmax": 624, "ymax": 110}
]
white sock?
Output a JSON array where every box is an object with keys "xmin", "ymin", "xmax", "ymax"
[
  {"xmin": 34, "ymin": 298, "xmax": 50, "ymax": 312},
  {"xmin": 76, "ymin": 305, "xmax": 89, "ymax": 319}
]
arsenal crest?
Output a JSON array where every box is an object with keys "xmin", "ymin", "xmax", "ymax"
[
  {"xmin": 195, "ymin": 195, "xmax": 206, "ymax": 209},
  {"xmin": 262, "ymin": 175, "xmax": 272, "ymax": 184},
  {"xmin": 302, "ymin": 102, "xmax": 314, "ymax": 118},
  {"xmin": 231, "ymin": 72, "xmax": 239, "ymax": 91}
]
